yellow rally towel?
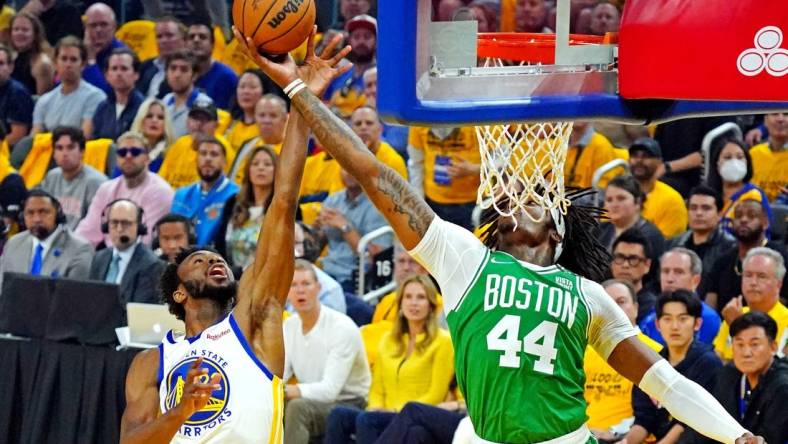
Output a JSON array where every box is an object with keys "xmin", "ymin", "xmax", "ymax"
[
  {"xmin": 84, "ymin": 139, "xmax": 114, "ymax": 175},
  {"xmin": 19, "ymin": 133, "xmax": 53, "ymax": 188}
]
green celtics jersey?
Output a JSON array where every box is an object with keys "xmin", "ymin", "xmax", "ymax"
[{"xmin": 446, "ymin": 250, "xmax": 592, "ymax": 443}]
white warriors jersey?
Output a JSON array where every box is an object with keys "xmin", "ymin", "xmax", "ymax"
[{"xmin": 158, "ymin": 313, "xmax": 284, "ymax": 443}]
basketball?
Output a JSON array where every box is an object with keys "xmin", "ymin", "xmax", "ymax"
[{"xmin": 232, "ymin": 0, "xmax": 316, "ymax": 55}]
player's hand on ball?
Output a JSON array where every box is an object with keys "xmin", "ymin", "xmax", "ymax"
[
  {"xmin": 232, "ymin": 26, "xmax": 299, "ymax": 88},
  {"xmin": 296, "ymin": 27, "xmax": 352, "ymax": 96},
  {"xmin": 735, "ymin": 432, "xmax": 765, "ymax": 443},
  {"xmin": 175, "ymin": 358, "xmax": 222, "ymax": 420}
]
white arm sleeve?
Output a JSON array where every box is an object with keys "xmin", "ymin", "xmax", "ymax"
[
  {"xmin": 639, "ymin": 360, "xmax": 748, "ymax": 444},
  {"xmin": 408, "ymin": 217, "xmax": 488, "ymax": 313},
  {"xmin": 583, "ymin": 278, "xmax": 639, "ymax": 360},
  {"xmin": 406, "ymin": 144, "xmax": 425, "ymax": 198}
]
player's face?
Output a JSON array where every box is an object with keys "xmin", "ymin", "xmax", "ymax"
[
  {"xmin": 255, "ymin": 98, "xmax": 288, "ymax": 142},
  {"xmin": 156, "ymin": 21, "xmax": 185, "ymax": 57},
  {"xmin": 732, "ymin": 326, "xmax": 777, "ymax": 377},
  {"xmin": 53, "ymin": 135, "xmax": 84, "ymax": 173},
  {"xmin": 393, "ymin": 251, "xmax": 427, "ymax": 285},
  {"xmin": 611, "ymin": 242, "xmax": 650, "ymax": 284},
  {"xmin": 237, "ymin": 73, "xmax": 264, "ymax": 112},
  {"xmin": 660, "ymin": 252, "xmax": 699, "ymax": 293},
  {"xmin": 604, "ymin": 185, "xmax": 640, "ymax": 226},
  {"xmin": 656, "ymin": 302, "xmax": 700, "ymax": 348},
  {"xmin": 197, "ymin": 142, "xmax": 226, "ymax": 184},
  {"xmin": 687, "ymin": 194, "xmax": 719, "ymax": 233},
  {"xmin": 496, "ymin": 205, "xmax": 560, "ymax": 261},
  {"xmin": 288, "ymin": 269, "xmax": 321, "ymax": 314},
  {"xmin": 248, "ymin": 150, "xmax": 275, "ymax": 188},
  {"xmin": 178, "ymin": 251, "xmax": 234, "ymax": 290},
  {"xmin": 742, "ymin": 255, "xmax": 781, "ymax": 307},
  {"xmin": 158, "ymin": 222, "xmax": 189, "ymax": 263},
  {"xmin": 603, "ymin": 282, "xmax": 637, "ymax": 325},
  {"xmin": 400, "ymin": 282, "xmax": 432, "ymax": 324}
]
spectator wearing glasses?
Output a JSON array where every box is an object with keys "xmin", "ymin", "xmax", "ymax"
[
  {"xmin": 76, "ymin": 131, "xmax": 173, "ymax": 247},
  {"xmin": 81, "ymin": 2, "xmax": 129, "ymax": 95},
  {"xmin": 38, "ymin": 126, "xmax": 107, "ymax": 230},
  {"xmin": 610, "ymin": 228, "xmax": 658, "ymax": 322}
]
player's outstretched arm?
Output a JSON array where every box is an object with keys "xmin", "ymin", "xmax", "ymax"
[
  {"xmin": 607, "ymin": 338, "xmax": 763, "ymax": 444},
  {"xmin": 120, "ymin": 353, "xmax": 221, "ymax": 444},
  {"xmin": 233, "ymin": 27, "xmax": 436, "ymax": 250}
]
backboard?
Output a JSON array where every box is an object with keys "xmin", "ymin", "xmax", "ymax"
[{"xmin": 377, "ymin": 0, "xmax": 788, "ymax": 126}]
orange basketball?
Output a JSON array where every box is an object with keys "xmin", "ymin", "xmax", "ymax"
[{"xmin": 232, "ymin": 0, "xmax": 316, "ymax": 55}]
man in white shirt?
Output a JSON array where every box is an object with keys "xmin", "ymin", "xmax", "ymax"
[
  {"xmin": 87, "ymin": 199, "xmax": 164, "ymax": 306},
  {"xmin": 283, "ymin": 259, "xmax": 370, "ymax": 443}
]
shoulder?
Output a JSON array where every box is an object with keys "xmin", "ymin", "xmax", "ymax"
[
  {"xmin": 589, "ymin": 131, "xmax": 614, "ymax": 149},
  {"xmin": 62, "ymin": 229, "xmax": 93, "ymax": 250},
  {"xmin": 79, "ymin": 81, "xmax": 106, "ymax": 98},
  {"xmin": 84, "ymin": 165, "xmax": 108, "ymax": 181},
  {"xmin": 37, "ymin": 87, "xmax": 58, "ymax": 103},
  {"xmin": 434, "ymin": 328, "xmax": 452, "ymax": 344},
  {"xmin": 749, "ymin": 143, "xmax": 770, "ymax": 156},
  {"xmin": 214, "ymin": 62, "xmax": 238, "ymax": 78},
  {"xmin": 173, "ymin": 184, "xmax": 195, "ymax": 199},
  {"xmin": 655, "ymin": 181, "xmax": 684, "ymax": 201},
  {"xmin": 5, "ymin": 231, "xmax": 30, "ymax": 249},
  {"xmin": 127, "ymin": 346, "xmax": 161, "ymax": 383},
  {"xmin": 326, "ymin": 309, "xmax": 362, "ymax": 336},
  {"xmin": 9, "ymin": 78, "xmax": 32, "ymax": 97}
]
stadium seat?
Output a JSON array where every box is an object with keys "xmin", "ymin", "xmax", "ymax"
[
  {"xmin": 771, "ymin": 204, "xmax": 788, "ymax": 242},
  {"xmin": 344, "ymin": 292, "xmax": 373, "ymax": 327}
]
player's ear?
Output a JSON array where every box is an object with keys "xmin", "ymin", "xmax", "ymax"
[
  {"xmin": 549, "ymin": 229, "xmax": 563, "ymax": 245},
  {"xmin": 173, "ymin": 288, "xmax": 187, "ymax": 304}
]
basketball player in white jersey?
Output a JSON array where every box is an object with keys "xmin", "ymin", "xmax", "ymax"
[{"xmin": 118, "ymin": 32, "xmax": 352, "ymax": 444}]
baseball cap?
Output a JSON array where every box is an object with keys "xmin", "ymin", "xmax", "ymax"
[
  {"xmin": 188, "ymin": 99, "xmax": 217, "ymax": 121},
  {"xmin": 629, "ymin": 137, "xmax": 662, "ymax": 158},
  {"xmin": 346, "ymin": 14, "xmax": 377, "ymax": 35}
]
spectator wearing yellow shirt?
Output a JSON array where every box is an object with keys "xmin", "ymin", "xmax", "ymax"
[
  {"xmin": 628, "ymin": 137, "xmax": 688, "ymax": 238},
  {"xmin": 324, "ymin": 275, "xmax": 454, "ymax": 444},
  {"xmin": 229, "ymin": 94, "xmax": 287, "ymax": 184},
  {"xmin": 407, "ymin": 127, "xmax": 481, "ymax": 230},
  {"xmin": 750, "ymin": 112, "xmax": 788, "ymax": 202},
  {"xmin": 158, "ymin": 100, "xmax": 235, "ymax": 189},
  {"xmin": 299, "ymin": 107, "xmax": 406, "ymax": 224},
  {"xmin": 706, "ymin": 139, "xmax": 772, "ymax": 234},
  {"xmin": 565, "ymin": 122, "xmax": 621, "ymax": 189},
  {"xmin": 714, "ymin": 247, "xmax": 788, "ymax": 361},
  {"xmin": 224, "ymin": 69, "xmax": 266, "ymax": 151},
  {"xmin": 585, "ymin": 279, "xmax": 662, "ymax": 442}
]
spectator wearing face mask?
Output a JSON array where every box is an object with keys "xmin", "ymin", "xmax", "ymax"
[{"xmin": 706, "ymin": 138, "xmax": 772, "ymax": 235}]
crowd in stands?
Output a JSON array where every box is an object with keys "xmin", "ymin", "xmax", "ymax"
[{"xmin": 0, "ymin": 0, "xmax": 785, "ymax": 443}]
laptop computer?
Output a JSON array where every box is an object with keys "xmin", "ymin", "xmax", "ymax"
[{"xmin": 123, "ymin": 303, "xmax": 185, "ymax": 348}]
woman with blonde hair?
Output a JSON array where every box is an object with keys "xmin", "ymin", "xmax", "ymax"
[
  {"xmin": 9, "ymin": 12, "xmax": 53, "ymax": 95},
  {"xmin": 325, "ymin": 274, "xmax": 455, "ymax": 444},
  {"xmin": 215, "ymin": 145, "xmax": 277, "ymax": 268},
  {"xmin": 130, "ymin": 97, "xmax": 175, "ymax": 173}
]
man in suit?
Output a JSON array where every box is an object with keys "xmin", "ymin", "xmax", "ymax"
[
  {"xmin": 88, "ymin": 199, "xmax": 164, "ymax": 305},
  {"xmin": 0, "ymin": 190, "xmax": 93, "ymax": 289}
]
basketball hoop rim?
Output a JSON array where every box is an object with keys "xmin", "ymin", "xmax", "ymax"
[{"xmin": 477, "ymin": 32, "xmax": 617, "ymax": 64}]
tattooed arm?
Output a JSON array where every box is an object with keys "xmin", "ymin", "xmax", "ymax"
[
  {"xmin": 291, "ymin": 90, "xmax": 435, "ymax": 249},
  {"xmin": 233, "ymin": 26, "xmax": 435, "ymax": 249}
]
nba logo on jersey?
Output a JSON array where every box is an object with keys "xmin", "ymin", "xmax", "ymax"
[{"xmin": 165, "ymin": 356, "xmax": 232, "ymax": 435}]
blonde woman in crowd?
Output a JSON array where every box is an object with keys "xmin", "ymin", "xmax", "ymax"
[
  {"xmin": 324, "ymin": 274, "xmax": 455, "ymax": 444},
  {"xmin": 129, "ymin": 98, "xmax": 174, "ymax": 173}
]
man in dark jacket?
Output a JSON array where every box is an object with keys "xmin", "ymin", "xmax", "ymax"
[{"xmin": 623, "ymin": 290, "xmax": 723, "ymax": 443}]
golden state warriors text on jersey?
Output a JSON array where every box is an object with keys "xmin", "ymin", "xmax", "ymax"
[{"xmin": 158, "ymin": 314, "xmax": 284, "ymax": 444}]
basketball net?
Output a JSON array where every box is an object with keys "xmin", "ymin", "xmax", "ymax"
[{"xmin": 475, "ymin": 122, "xmax": 573, "ymax": 224}]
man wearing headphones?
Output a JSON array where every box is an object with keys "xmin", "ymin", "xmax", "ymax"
[
  {"xmin": 0, "ymin": 190, "xmax": 94, "ymax": 290},
  {"xmin": 88, "ymin": 199, "xmax": 165, "ymax": 305}
]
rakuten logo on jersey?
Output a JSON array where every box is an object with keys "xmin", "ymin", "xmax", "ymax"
[
  {"xmin": 737, "ymin": 26, "xmax": 788, "ymax": 77},
  {"xmin": 207, "ymin": 329, "xmax": 231, "ymax": 341}
]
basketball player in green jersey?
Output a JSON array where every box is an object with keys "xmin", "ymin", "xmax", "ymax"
[{"xmin": 236, "ymin": 29, "xmax": 764, "ymax": 444}]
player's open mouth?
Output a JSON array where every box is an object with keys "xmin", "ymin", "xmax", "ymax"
[{"xmin": 208, "ymin": 265, "xmax": 228, "ymax": 278}]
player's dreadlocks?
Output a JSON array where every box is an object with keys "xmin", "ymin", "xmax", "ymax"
[{"xmin": 479, "ymin": 188, "xmax": 611, "ymax": 282}]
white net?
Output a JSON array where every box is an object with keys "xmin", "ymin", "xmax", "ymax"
[{"xmin": 475, "ymin": 122, "xmax": 573, "ymax": 222}]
